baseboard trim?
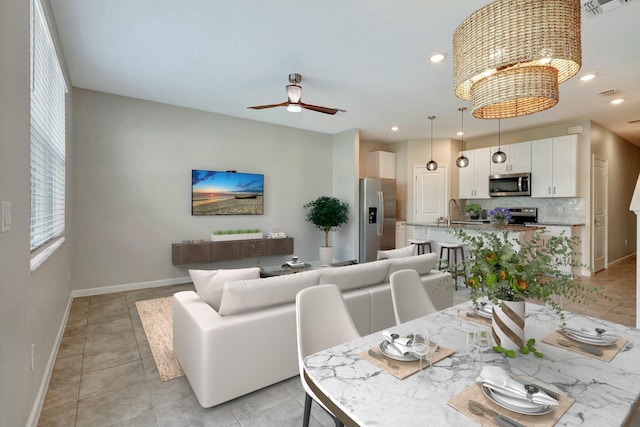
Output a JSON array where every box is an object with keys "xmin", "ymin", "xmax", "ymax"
[
  {"xmin": 71, "ymin": 276, "xmax": 191, "ymax": 298},
  {"xmin": 608, "ymin": 253, "xmax": 637, "ymax": 267},
  {"xmin": 27, "ymin": 294, "xmax": 73, "ymax": 427}
]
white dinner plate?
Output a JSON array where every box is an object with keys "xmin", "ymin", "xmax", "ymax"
[
  {"xmin": 481, "ymin": 384, "xmax": 554, "ymax": 416},
  {"xmin": 559, "ymin": 329, "xmax": 617, "ymax": 347},
  {"xmin": 473, "ymin": 307, "xmax": 492, "ymax": 319},
  {"xmin": 379, "ymin": 340, "xmax": 419, "ymax": 362}
]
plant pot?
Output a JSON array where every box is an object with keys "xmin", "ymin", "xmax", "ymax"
[
  {"xmin": 492, "ymin": 300, "xmax": 525, "ymax": 351},
  {"xmin": 490, "ymin": 218, "xmax": 507, "ymax": 228},
  {"xmin": 319, "ymin": 246, "xmax": 333, "ymax": 266}
]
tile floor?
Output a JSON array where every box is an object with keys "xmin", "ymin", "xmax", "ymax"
[{"xmin": 37, "ymin": 256, "xmax": 636, "ymax": 426}]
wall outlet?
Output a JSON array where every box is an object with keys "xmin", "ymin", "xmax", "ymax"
[
  {"xmin": 31, "ymin": 344, "xmax": 35, "ymax": 371},
  {"xmin": 625, "ymin": 239, "xmax": 628, "ymax": 246}
]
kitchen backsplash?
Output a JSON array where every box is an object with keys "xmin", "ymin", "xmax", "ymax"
[{"xmin": 467, "ymin": 197, "xmax": 586, "ymax": 224}]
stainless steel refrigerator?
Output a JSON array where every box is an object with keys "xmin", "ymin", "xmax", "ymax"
[{"xmin": 359, "ymin": 177, "xmax": 396, "ymax": 262}]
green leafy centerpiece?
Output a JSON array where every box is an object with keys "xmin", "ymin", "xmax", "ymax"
[{"xmin": 452, "ymin": 228, "xmax": 605, "ymax": 354}]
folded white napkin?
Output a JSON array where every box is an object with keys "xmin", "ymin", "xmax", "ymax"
[
  {"xmin": 382, "ymin": 330, "xmax": 413, "ymax": 356},
  {"xmin": 477, "ymin": 366, "xmax": 559, "ymax": 406}
]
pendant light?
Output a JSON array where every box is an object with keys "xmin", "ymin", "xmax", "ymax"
[
  {"xmin": 455, "ymin": 107, "xmax": 470, "ymax": 168},
  {"xmin": 492, "ymin": 119, "xmax": 507, "ymax": 164},
  {"xmin": 426, "ymin": 115, "xmax": 438, "ymax": 171}
]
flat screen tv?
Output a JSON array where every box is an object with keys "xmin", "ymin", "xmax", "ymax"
[{"xmin": 192, "ymin": 170, "xmax": 264, "ymax": 215}]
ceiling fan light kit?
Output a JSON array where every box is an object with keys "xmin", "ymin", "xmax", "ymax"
[
  {"xmin": 453, "ymin": 0, "xmax": 582, "ymax": 119},
  {"xmin": 248, "ymin": 73, "xmax": 344, "ymax": 115}
]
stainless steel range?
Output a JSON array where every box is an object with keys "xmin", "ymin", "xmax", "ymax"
[{"xmin": 506, "ymin": 207, "xmax": 537, "ymax": 225}]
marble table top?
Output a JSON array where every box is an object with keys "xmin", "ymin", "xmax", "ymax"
[{"xmin": 304, "ymin": 302, "xmax": 640, "ymax": 427}]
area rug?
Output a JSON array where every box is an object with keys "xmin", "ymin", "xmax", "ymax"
[{"xmin": 135, "ymin": 296, "xmax": 184, "ymax": 381}]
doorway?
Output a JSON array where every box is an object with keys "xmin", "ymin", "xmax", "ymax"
[{"xmin": 592, "ymin": 155, "xmax": 608, "ymax": 273}]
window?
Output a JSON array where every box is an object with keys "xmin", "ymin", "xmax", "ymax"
[{"xmin": 30, "ymin": 0, "xmax": 67, "ymax": 267}]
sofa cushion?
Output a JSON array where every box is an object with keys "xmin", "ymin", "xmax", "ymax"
[
  {"xmin": 218, "ymin": 270, "xmax": 321, "ymax": 316},
  {"xmin": 318, "ymin": 260, "xmax": 390, "ymax": 292},
  {"xmin": 386, "ymin": 253, "xmax": 438, "ymax": 281},
  {"xmin": 189, "ymin": 267, "xmax": 261, "ymax": 310},
  {"xmin": 376, "ymin": 244, "xmax": 416, "ymax": 260}
]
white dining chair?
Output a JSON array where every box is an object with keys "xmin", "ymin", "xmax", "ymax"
[
  {"xmin": 296, "ymin": 284, "xmax": 360, "ymax": 427},
  {"xmin": 390, "ymin": 269, "xmax": 438, "ymax": 325}
]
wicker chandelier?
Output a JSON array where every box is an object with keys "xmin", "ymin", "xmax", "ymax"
[{"xmin": 453, "ymin": 0, "xmax": 582, "ymax": 119}]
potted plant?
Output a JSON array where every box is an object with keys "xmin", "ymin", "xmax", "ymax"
[
  {"xmin": 452, "ymin": 227, "xmax": 606, "ymax": 354},
  {"xmin": 304, "ymin": 196, "xmax": 349, "ymax": 265},
  {"xmin": 465, "ymin": 203, "xmax": 483, "ymax": 219},
  {"xmin": 487, "ymin": 207, "xmax": 512, "ymax": 226},
  {"xmin": 211, "ymin": 228, "xmax": 263, "ymax": 242}
]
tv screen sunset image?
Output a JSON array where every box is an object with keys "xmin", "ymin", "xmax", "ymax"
[{"xmin": 191, "ymin": 170, "xmax": 264, "ymax": 215}]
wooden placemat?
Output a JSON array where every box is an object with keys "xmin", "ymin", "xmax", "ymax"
[
  {"xmin": 358, "ymin": 344, "xmax": 455, "ymax": 380},
  {"xmin": 542, "ymin": 330, "xmax": 628, "ymax": 362},
  {"xmin": 459, "ymin": 310, "xmax": 492, "ymax": 326},
  {"xmin": 447, "ymin": 381, "xmax": 574, "ymax": 427}
]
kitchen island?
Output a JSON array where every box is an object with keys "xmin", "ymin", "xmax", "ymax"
[{"xmin": 406, "ymin": 222, "xmax": 545, "ymax": 254}]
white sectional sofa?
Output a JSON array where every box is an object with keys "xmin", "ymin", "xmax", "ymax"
[{"xmin": 172, "ymin": 253, "xmax": 453, "ymax": 408}]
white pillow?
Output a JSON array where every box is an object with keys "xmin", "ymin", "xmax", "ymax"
[
  {"xmin": 189, "ymin": 267, "xmax": 261, "ymax": 310},
  {"xmin": 318, "ymin": 260, "xmax": 390, "ymax": 292},
  {"xmin": 386, "ymin": 253, "xmax": 438, "ymax": 281},
  {"xmin": 376, "ymin": 244, "xmax": 416, "ymax": 260},
  {"xmin": 218, "ymin": 270, "xmax": 321, "ymax": 316}
]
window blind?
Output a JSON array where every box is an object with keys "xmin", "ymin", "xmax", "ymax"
[{"xmin": 30, "ymin": 0, "xmax": 67, "ymax": 252}]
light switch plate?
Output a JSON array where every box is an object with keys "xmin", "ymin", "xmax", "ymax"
[{"xmin": 1, "ymin": 201, "xmax": 11, "ymax": 232}]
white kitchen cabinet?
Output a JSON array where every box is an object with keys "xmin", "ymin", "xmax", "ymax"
[
  {"xmin": 369, "ymin": 151, "xmax": 396, "ymax": 179},
  {"xmin": 489, "ymin": 141, "xmax": 531, "ymax": 175},
  {"xmin": 531, "ymin": 135, "xmax": 578, "ymax": 198},
  {"xmin": 459, "ymin": 147, "xmax": 490, "ymax": 199}
]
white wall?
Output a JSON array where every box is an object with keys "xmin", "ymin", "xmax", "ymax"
[
  {"xmin": 0, "ymin": 2, "xmax": 74, "ymax": 425},
  {"xmin": 71, "ymin": 89, "xmax": 336, "ymax": 291},
  {"xmin": 331, "ymin": 129, "xmax": 359, "ymax": 262}
]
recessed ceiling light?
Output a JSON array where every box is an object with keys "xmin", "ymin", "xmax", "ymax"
[
  {"xmin": 580, "ymin": 73, "xmax": 596, "ymax": 81},
  {"xmin": 430, "ymin": 53, "xmax": 446, "ymax": 63},
  {"xmin": 457, "ymin": 131, "xmax": 464, "ymax": 136},
  {"xmin": 391, "ymin": 126, "xmax": 399, "ymax": 131},
  {"xmin": 610, "ymin": 98, "xmax": 624, "ymax": 105}
]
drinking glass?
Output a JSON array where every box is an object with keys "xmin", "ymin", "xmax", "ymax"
[
  {"xmin": 465, "ymin": 330, "xmax": 479, "ymax": 370},
  {"xmin": 426, "ymin": 331, "xmax": 439, "ymax": 374},
  {"xmin": 411, "ymin": 332, "xmax": 428, "ymax": 377},
  {"xmin": 477, "ymin": 327, "xmax": 492, "ymax": 364}
]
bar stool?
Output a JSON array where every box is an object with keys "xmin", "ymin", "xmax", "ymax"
[
  {"xmin": 408, "ymin": 238, "xmax": 433, "ymax": 255},
  {"xmin": 437, "ymin": 242, "xmax": 468, "ymax": 290}
]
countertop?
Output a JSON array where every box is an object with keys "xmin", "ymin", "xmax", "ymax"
[
  {"xmin": 534, "ymin": 222, "xmax": 586, "ymax": 227},
  {"xmin": 405, "ymin": 222, "xmax": 545, "ymax": 232}
]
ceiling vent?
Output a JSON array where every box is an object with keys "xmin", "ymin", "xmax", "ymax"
[
  {"xmin": 628, "ymin": 119, "xmax": 640, "ymax": 124},
  {"xmin": 598, "ymin": 88, "xmax": 621, "ymax": 97},
  {"xmin": 582, "ymin": 0, "xmax": 630, "ymax": 16}
]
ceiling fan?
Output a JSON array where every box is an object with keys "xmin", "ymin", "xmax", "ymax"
[{"xmin": 248, "ymin": 73, "xmax": 345, "ymax": 115}]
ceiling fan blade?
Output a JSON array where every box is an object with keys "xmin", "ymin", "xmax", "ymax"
[
  {"xmin": 300, "ymin": 102, "xmax": 340, "ymax": 115},
  {"xmin": 247, "ymin": 101, "xmax": 289, "ymax": 110}
]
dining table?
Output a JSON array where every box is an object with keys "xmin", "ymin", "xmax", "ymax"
[{"xmin": 303, "ymin": 302, "xmax": 640, "ymax": 427}]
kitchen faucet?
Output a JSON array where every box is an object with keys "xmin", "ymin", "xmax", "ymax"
[{"xmin": 448, "ymin": 199, "xmax": 458, "ymax": 227}]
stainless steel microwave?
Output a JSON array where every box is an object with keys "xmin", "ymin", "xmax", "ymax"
[{"xmin": 489, "ymin": 173, "xmax": 531, "ymax": 197}]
